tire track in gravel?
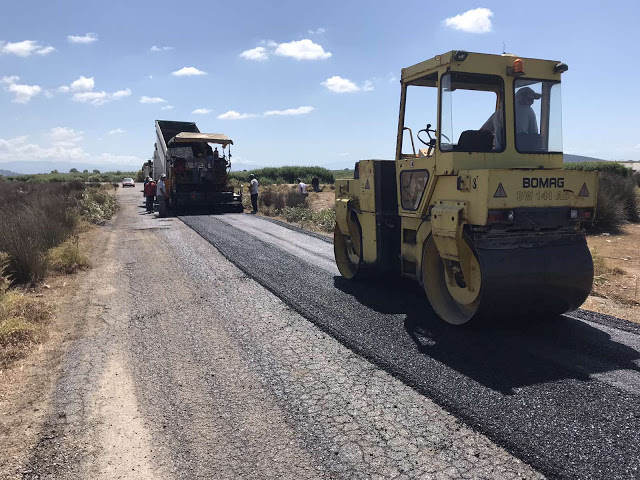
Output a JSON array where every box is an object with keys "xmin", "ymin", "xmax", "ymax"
[{"xmin": 181, "ymin": 213, "xmax": 640, "ymax": 480}]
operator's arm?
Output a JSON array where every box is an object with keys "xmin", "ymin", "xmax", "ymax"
[{"xmin": 529, "ymin": 109, "xmax": 539, "ymax": 134}]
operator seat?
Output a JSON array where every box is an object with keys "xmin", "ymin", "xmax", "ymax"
[{"xmin": 456, "ymin": 130, "xmax": 494, "ymax": 152}]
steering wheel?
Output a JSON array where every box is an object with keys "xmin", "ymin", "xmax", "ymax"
[{"xmin": 417, "ymin": 124, "xmax": 450, "ymax": 146}]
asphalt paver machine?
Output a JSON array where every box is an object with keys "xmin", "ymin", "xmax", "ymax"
[
  {"xmin": 153, "ymin": 120, "xmax": 243, "ymax": 216},
  {"xmin": 334, "ymin": 51, "xmax": 598, "ymax": 325}
]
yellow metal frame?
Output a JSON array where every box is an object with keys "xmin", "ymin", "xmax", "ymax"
[{"xmin": 335, "ymin": 51, "xmax": 598, "ymax": 288}]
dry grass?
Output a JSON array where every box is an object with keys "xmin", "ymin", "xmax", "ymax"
[
  {"xmin": 591, "ymin": 247, "xmax": 625, "ymax": 286},
  {"xmin": 0, "ymin": 254, "xmax": 53, "ymax": 368},
  {"xmin": 48, "ymin": 235, "xmax": 90, "ymax": 274},
  {"xmin": 0, "ymin": 183, "xmax": 115, "ymax": 284},
  {"xmin": 589, "ymin": 173, "xmax": 640, "ymax": 233}
]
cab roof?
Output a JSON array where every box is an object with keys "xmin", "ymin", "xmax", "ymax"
[{"xmin": 401, "ymin": 51, "xmax": 565, "ymax": 85}]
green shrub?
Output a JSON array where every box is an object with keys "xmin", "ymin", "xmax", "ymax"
[
  {"xmin": 48, "ymin": 236, "xmax": 90, "ymax": 274},
  {"xmin": 78, "ymin": 188, "xmax": 118, "ymax": 224},
  {"xmin": 0, "ymin": 183, "xmax": 79, "ymax": 283},
  {"xmin": 281, "ymin": 207, "xmax": 336, "ymax": 232},
  {"xmin": 312, "ymin": 208, "xmax": 336, "ymax": 232},
  {"xmin": 258, "ymin": 186, "xmax": 308, "ymax": 211},
  {"xmin": 229, "ymin": 166, "xmax": 335, "ymax": 185},
  {"xmin": 6, "ymin": 170, "xmax": 138, "ymax": 184},
  {"xmin": 134, "ymin": 169, "xmax": 146, "ymax": 182},
  {"xmin": 565, "ymin": 161, "xmax": 632, "ymax": 178},
  {"xmin": 589, "ymin": 173, "xmax": 638, "ymax": 233},
  {"xmin": 0, "ymin": 183, "xmax": 116, "ymax": 283}
]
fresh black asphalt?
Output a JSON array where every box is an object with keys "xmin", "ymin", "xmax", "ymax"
[{"xmin": 182, "ymin": 214, "xmax": 640, "ymax": 480}]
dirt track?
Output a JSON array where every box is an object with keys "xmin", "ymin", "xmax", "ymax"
[{"xmin": 1, "ymin": 187, "xmax": 547, "ymax": 479}]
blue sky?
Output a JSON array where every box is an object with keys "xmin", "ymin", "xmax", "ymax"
[{"xmin": 1, "ymin": 0, "xmax": 639, "ymax": 174}]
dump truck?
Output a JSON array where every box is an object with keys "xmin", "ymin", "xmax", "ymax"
[
  {"xmin": 334, "ymin": 51, "xmax": 598, "ymax": 325},
  {"xmin": 153, "ymin": 120, "xmax": 243, "ymax": 216}
]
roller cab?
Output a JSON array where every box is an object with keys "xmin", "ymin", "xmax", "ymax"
[{"xmin": 334, "ymin": 51, "xmax": 598, "ymax": 325}]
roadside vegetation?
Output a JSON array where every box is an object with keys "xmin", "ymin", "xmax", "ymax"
[
  {"xmin": 565, "ymin": 162, "xmax": 640, "ymax": 233},
  {"xmin": 1, "ymin": 169, "xmax": 138, "ymax": 184},
  {"xmin": 0, "ymin": 253, "xmax": 53, "ymax": 368},
  {"xmin": 244, "ymin": 184, "xmax": 336, "ymax": 233},
  {"xmin": 0, "ymin": 181, "xmax": 117, "ymax": 367},
  {"xmin": 229, "ymin": 166, "xmax": 335, "ymax": 186}
]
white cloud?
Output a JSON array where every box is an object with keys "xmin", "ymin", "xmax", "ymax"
[
  {"xmin": 337, "ymin": 152, "xmax": 350, "ymax": 157},
  {"xmin": 217, "ymin": 110, "xmax": 257, "ymax": 120},
  {"xmin": 6, "ymin": 82, "xmax": 41, "ymax": 103},
  {"xmin": 73, "ymin": 91, "xmax": 106, "ymax": 104},
  {"xmin": 172, "ymin": 66, "xmax": 207, "ymax": 76},
  {"xmin": 36, "ymin": 46, "xmax": 56, "ymax": 55},
  {"xmin": 150, "ymin": 45, "xmax": 173, "ymax": 52},
  {"xmin": 111, "ymin": 89, "xmax": 131, "ymax": 99},
  {"xmin": 140, "ymin": 95, "xmax": 167, "ymax": 104},
  {"xmin": 70, "ymin": 76, "xmax": 95, "ymax": 92},
  {"xmin": 307, "ymin": 27, "xmax": 326, "ymax": 35},
  {"xmin": 362, "ymin": 80, "xmax": 374, "ymax": 92},
  {"xmin": 0, "ymin": 40, "xmax": 56, "ymax": 57},
  {"xmin": 72, "ymin": 88, "xmax": 130, "ymax": 106},
  {"xmin": 161, "ymin": 105, "xmax": 174, "ymax": 110},
  {"xmin": 239, "ymin": 46, "xmax": 268, "ymax": 61},
  {"xmin": 48, "ymin": 127, "xmax": 83, "ymax": 147},
  {"xmin": 240, "ymin": 39, "xmax": 331, "ymax": 61},
  {"xmin": 0, "ymin": 134, "xmax": 87, "ymax": 163},
  {"xmin": 108, "ymin": 128, "xmax": 124, "ymax": 135},
  {"xmin": 2, "ymin": 76, "xmax": 43, "ymax": 104},
  {"xmin": 58, "ymin": 85, "xmax": 70, "ymax": 93},
  {"xmin": 67, "ymin": 33, "xmax": 98, "ymax": 44},
  {"xmin": 274, "ymin": 39, "xmax": 331, "ymax": 60},
  {"xmin": 264, "ymin": 106, "xmax": 314, "ymax": 116},
  {"xmin": 217, "ymin": 106, "xmax": 314, "ymax": 119},
  {"xmin": 444, "ymin": 8, "xmax": 494, "ymax": 34},
  {"xmin": 0, "ymin": 134, "xmax": 144, "ymax": 168},
  {"xmin": 192, "ymin": 108, "xmax": 212, "ymax": 114},
  {"xmin": 321, "ymin": 76, "xmax": 360, "ymax": 93}
]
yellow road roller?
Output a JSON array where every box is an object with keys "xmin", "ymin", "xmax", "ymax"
[{"xmin": 334, "ymin": 51, "xmax": 598, "ymax": 325}]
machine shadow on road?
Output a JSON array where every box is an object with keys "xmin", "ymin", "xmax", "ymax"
[{"xmin": 333, "ymin": 276, "xmax": 640, "ymax": 395}]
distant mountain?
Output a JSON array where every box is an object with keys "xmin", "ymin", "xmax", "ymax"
[
  {"xmin": 563, "ymin": 154, "xmax": 607, "ymax": 163},
  {"xmin": 0, "ymin": 168, "xmax": 21, "ymax": 176}
]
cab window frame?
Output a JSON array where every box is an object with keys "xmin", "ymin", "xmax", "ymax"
[
  {"xmin": 513, "ymin": 77, "xmax": 563, "ymax": 155},
  {"xmin": 438, "ymin": 71, "xmax": 506, "ymax": 154},
  {"xmin": 399, "ymin": 169, "xmax": 430, "ymax": 211},
  {"xmin": 398, "ymin": 73, "xmax": 439, "ymax": 160}
]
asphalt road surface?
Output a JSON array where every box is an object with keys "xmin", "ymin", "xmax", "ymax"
[
  {"xmin": 181, "ymin": 213, "xmax": 640, "ymax": 479},
  {"xmin": 19, "ymin": 187, "xmax": 639, "ymax": 479}
]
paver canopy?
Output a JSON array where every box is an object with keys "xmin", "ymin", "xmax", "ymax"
[{"xmin": 169, "ymin": 132, "xmax": 233, "ymax": 146}]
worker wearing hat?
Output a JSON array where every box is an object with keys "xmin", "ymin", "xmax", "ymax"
[
  {"xmin": 157, "ymin": 173, "xmax": 169, "ymax": 217},
  {"xmin": 515, "ymin": 86, "xmax": 542, "ymax": 135},
  {"xmin": 248, "ymin": 174, "xmax": 259, "ymax": 214}
]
